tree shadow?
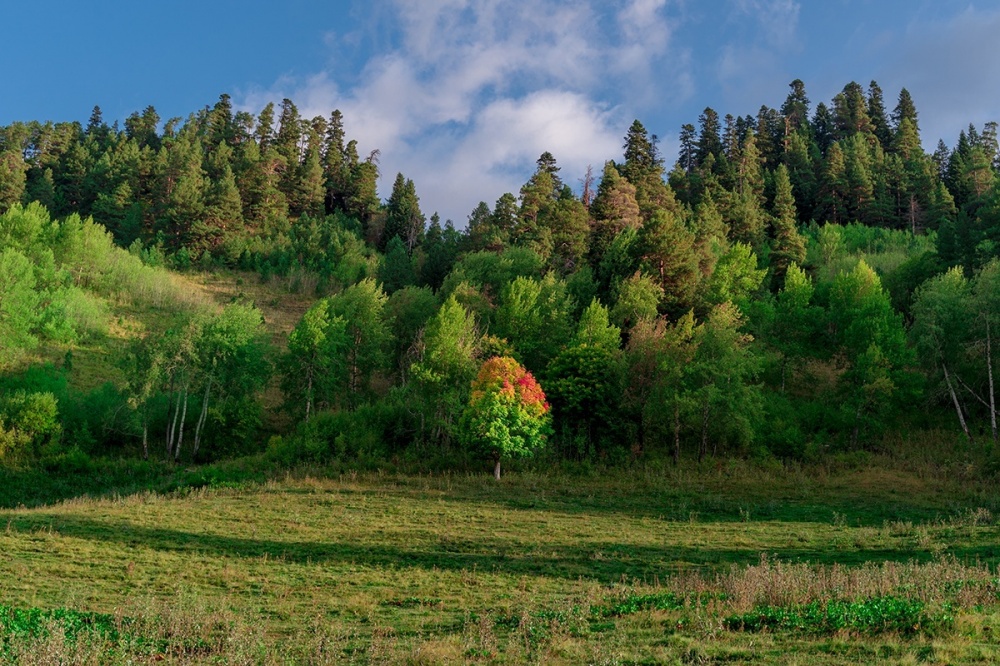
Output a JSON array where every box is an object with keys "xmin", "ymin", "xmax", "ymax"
[{"xmin": 8, "ymin": 513, "xmax": 998, "ymax": 583}]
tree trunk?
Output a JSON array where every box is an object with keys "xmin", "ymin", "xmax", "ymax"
[
  {"xmin": 174, "ymin": 388, "xmax": 189, "ymax": 462},
  {"xmin": 673, "ymin": 401, "xmax": 681, "ymax": 466},
  {"xmin": 168, "ymin": 387, "xmax": 183, "ymax": 456},
  {"xmin": 193, "ymin": 381, "xmax": 212, "ymax": 457},
  {"xmin": 851, "ymin": 402, "xmax": 862, "ymax": 448},
  {"xmin": 943, "ymin": 363, "xmax": 974, "ymax": 444},
  {"xmin": 305, "ymin": 372, "xmax": 313, "ymax": 422},
  {"xmin": 699, "ymin": 400, "xmax": 709, "ymax": 462},
  {"xmin": 142, "ymin": 419, "xmax": 148, "ymax": 461},
  {"xmin": 988, "ymin": 318, "xmax": 997, "ymax": 444},
  {"xmin": 494, "ymin": 459, "xmax": 501, "ymax": 481}
]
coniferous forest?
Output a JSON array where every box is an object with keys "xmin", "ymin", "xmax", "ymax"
[
  {"xmin": 8, "ymin": 80, "xmax": 1000, "ymax": 662},
  {"xmin": 2, "ymin": 80, "xmax": 1000, "ymax": 474}
]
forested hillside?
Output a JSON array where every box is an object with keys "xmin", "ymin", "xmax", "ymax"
[{"xmin": 2, "ymin": 79, "xmax": 999, "ymax": 474}]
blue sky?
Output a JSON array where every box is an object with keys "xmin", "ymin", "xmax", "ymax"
[{"xmin": 4, "ymin": 1, "xmax": 1000, "ymax": 224}]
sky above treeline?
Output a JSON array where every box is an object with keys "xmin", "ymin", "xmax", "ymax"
[{"xmin": 5, "ymin": 0, "xmax": 1000, "ymax": 225}]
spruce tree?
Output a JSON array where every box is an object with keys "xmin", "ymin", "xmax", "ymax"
[{"xmin": 769, "ymin": 164, "xmax": 806, "ymax": 286}]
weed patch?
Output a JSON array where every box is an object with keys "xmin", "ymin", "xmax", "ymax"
[{"xmin": 723, "ymin": 596, "xmax": 953, "ymax": 636}]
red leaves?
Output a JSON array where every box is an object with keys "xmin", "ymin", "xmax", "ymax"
[{"xmin": 471, "ymin": 356, "xmax": 549, "ymax": 415}]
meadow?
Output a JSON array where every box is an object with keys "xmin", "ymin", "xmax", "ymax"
[{"xmin": 3, "ymin": 437, "xmax": 1000, "ymax": 664}]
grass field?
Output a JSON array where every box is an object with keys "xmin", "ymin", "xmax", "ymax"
[{"xmin": 4, "ymin": 440, "xmax": 1000, "ymax": 664}]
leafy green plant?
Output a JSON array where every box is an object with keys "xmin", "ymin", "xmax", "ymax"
[{"xmin": 723, "ymin": 596, "xmax": 952, "ymax": 637}]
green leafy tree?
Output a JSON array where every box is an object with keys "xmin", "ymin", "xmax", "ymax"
[
  {"xmin": 636, "ymin": 208, "xmax": 699, "ymax": 314},
  {"xmin": 326, "ymin": 278, "xmax": 391, "ymax": 406},
  {"xmin": 461, "ymin": 356, "xmax": 550, "ymax": 479},
  {"xmin": 610, "ymin": 272, "xmax": 663, "ymax": 332},
  {"xmin": 911, "ymin": 267, "xmax": 974, "ymax": 442},
  {"xmin": 282, "ymin": 299, "xmax": 348, "ymax": 421},
  {"xmin": 0, "ymin": 248, "xmax": 41, "ymax": 369},
  {"xmin": 829, "ymin": 260, "xmax": 913, "ymax": 446},
  {"xmin": 410, "ymin": 295, "xmax": 480, "ymax": 446},
  {"xmin": 189, "ymin": 303, "xmax": 271, "ymax": 458},
  {"xmin": 685, "ymin": 302, "xmax": 762, "ymax": 460},
  {"xmin": 493, "ymin": 274, "xmax": 574, "ymax": 373}
]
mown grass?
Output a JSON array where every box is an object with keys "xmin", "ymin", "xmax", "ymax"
[{"xmin": 3, "ymin": 451, "xmax": 1000, "ymax": 663}]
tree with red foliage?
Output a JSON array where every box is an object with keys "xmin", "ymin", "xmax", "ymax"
[{"xmin": 461, "ymin": 356, "xmax": 550, "ymax": 479}]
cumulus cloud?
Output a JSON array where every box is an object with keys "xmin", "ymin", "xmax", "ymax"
[{"xmin": 237, "ymin": 0, "xmax": 688, "ymax": 224}]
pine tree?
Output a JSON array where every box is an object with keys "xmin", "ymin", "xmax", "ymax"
[
  {"xmin": 383, "ymin": 172, "xmax": 425, "ymax": 252},
  {"xmin": 832, "ymin": 82, "xmax": 873, "ymax": 138},
  {"xmin": 769, "ymin": 164, "xmax": 806, "ymax": 286},
  {"xmin": 812, "ymin": 102, "xmax": 835, "ymax": 153},
  {"xmin": 780, "ymin": 79, "xmax": 811, "ymax": 133},
  {"xmin": 892, "ymin": 88, "xmax": 919, "ymax": 134},
  {"xmin": 589, "ymin": 162, "xmax": 641, "ymax": 266},
  {"xmin": 867, "ymin": 81, "xmax": 892, "ymax": 149},
  {"xmin": 782, "ymin": 132, "xmax": 819, "ymax": 222},
  {"xmin": 696, "ymin": 108, "xmax": 723, "ymax": 169},
  {"xmin": 637, "ymin": 208, "xmax": 699, "ymax": 315},
  {"xmin": 818, "ymin": 141, "xmax": 849, "ymax": 223}
]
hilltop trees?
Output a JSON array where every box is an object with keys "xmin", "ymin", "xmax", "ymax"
[{"xmin": 5, "ymin": 78, "xmax": 1000, "ymax": 473}]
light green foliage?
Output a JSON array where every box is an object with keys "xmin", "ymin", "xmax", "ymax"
[
  {"xmin": 911, "ymin": 267, "xmax": 970, "ymax": 372},
  {"xmin": 829, "ymin": 261, "xmax": 913, "ymax": 443},
  {"xmin": 326, "ymin": 278, "xmax": 391, "ymax": 404},
  {"xmin": 494, "ymin": 274, "xmax": 574, "ymax": 373},
  {"xmin": 770, "ymin": 264, "xmax": 822, "ymax": 384},
  {"xmin": 609, "ymin": 272, "xmax": 662, "ymax": 331},
  {"xmin": 410, "ymin": 295, "xmax": 479, "ymax": 446},
  {"xmin": 704, "ymin": 242, "xmax": 766, "ymax": 309},
  {"xmin": 441, "ymin": 247, "xmax": 544, "ymax": 303},
  {"xmin": 0, "ymin": 390, "xmax": 61, "ymax": 464},
  {"xmin": 572, "ymin": 299, "xmax": 621, "ymax": 352},
  {"xmin": 0, "ymin": 249, "xmax": 41, "ymax": 368},
  {"xmin": 412, "ymin": 296, "xmax": 479, "ymax": 388},
  {"xmin": 685, "ymin": 303, "xmax": 762, "ymax": 458},
  {"xmin": 283, "ymin": 300, "xmax": 348, "ymax": 418}
]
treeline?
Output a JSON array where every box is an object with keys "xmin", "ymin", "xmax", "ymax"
[{"xmin": 2, "ymin": 79, "xmax": 1000, "ymax": 471}]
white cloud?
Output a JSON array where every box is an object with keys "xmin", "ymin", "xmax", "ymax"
[
  {"xmin": 405, "ymin": 91, "xmax": 623, "ymax": 224},
  {"xmin": 237, "ymin": 0, "xmax": 688, "ymax": 224}
]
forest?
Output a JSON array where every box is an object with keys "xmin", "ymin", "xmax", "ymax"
[{"xmin": 1, "ymin": 79, "xmax": 999, "ymax": 477}]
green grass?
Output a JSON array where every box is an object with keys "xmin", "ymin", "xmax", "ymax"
[{"xmin": 3, "ymin": 454, "xmax": 1000, "ymax": 663}]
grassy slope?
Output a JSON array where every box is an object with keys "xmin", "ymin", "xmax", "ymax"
[{"xmin": 3, "ymin": 455, "xmax": 1000, "ymax": 664}]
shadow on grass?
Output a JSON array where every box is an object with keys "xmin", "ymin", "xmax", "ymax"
[
  {"xmin": 8, "ymin": 513, "xmax": 1000, "ymax": 582},
  {"xmin": 1, "ymin": 459, "xmax": 982, "ymax": 530},
  {"xmin": 0, "ymin": 459, "xmax": 276, "ymax": 510}
]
